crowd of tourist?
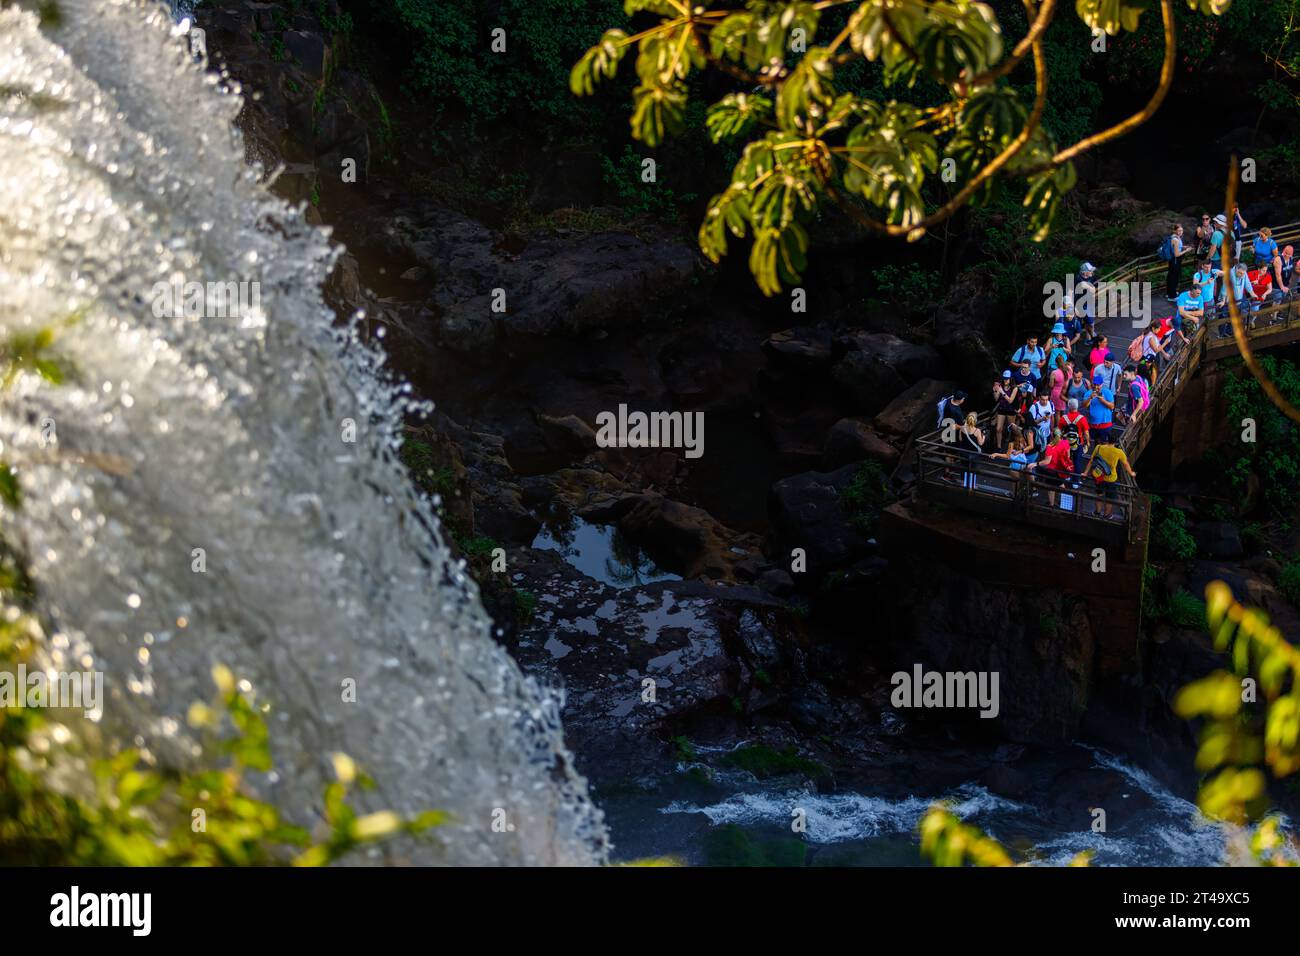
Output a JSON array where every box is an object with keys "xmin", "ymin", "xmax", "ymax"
[{"xmin": 932, "ymin": 213, "xmax": 1300, "ymax": 521}]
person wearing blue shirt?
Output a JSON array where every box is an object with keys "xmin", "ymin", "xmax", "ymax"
[
  {"xmin": 1209, "ymin": 214, "xmax": 1227, "ymax": 263},
  {"xmin": 1012, "ymin": 336, "xmax": 1046, "ymax": 382},
  {"xmin": 1192, "ymin": 261, "xmax": 1220, "ymax": 312},
  {"xmin": 1174, "ymin": 283, "xmax": 1205, "ymax": 343},
  {"xmin": 1253, "ymin": 227, "xmax": 1278, "ymax": 267},
  {"xmin": 1082, "ymin": 371, "xmax": 1115, "ymax": 442}
]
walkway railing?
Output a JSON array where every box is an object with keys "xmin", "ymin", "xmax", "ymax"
[
  {"xmin": 914, "ymin": 427, "xmax": 1139, "ymax": 547},
  {"xmin": 1100, "ymin": 221, "xmax": 1300, "ymax": 290},
  {"xmin": 913, "ymin": 293, "xmax": 1300, "ymax": 546}
]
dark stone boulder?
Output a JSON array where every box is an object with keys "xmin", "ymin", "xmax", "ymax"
[
  {"xmin": 769, "ymin": 464, "xmax": 871, "ymax": 577},
  {"xmin": 508, "ymin": 550, "xmax": 796, "ymax": 780},
  {"xmin": 837, "ymin": 331, "xmax": 944, "ymax": 383},
  {"xmin": 822, "ymin": 418, "xmax": 900, "ymax": 470},
  {"xmin": 281, "ymin": 30, "xmax": 328, "ymax": 80},
  {"xmin": 874, "ymin": 378, "xmax": 957, "ymax": 438},
  {"xmin": 370, "ymin": 207, "xmax": 704, "ymax": 356},
  {"xmin": 830, "ymin": 349, "xmax": 907, "ymax": 415},
  {"xmin": 616, "ymin": 495, "xmax": 765, "ymax": 583},
  {"xmin": 1192, "ymin": 520, "xmax": 1243, "ymax": 560}
]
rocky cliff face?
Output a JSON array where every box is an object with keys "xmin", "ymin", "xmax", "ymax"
[{"xmin": 194, "ymin": 1, "xmax": 1223, "ymax": 775}]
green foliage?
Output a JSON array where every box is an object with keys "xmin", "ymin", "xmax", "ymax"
[
  {"xmin": 703, "ymin": 822, "xmax": 808, "ymax": 867},
  {"xmin": 1215, "ymin": 356, "xmax": 1300, "ymax": 518},
  {"xmin": 1165, "ymin": 589, "xmax": 1208, "ymax": 628},
  {"xmin": 918, "ymin": 805, "xmax": 1018, "ymax": 867},
  {"xmin": 866, "ymin": 262, "xmax": 940, "ymax": 311},
  {"xmin": 670, "ymin": 735, "xmax": 697, "ymax": 761},
  {"xmin": 1173, "ymin": 581, "xmax": 1300, "ymax": 832},
  {"xmin": 838, "ymin": 461, "xmax": 894, "ymax": 533},
  {"xmin": 457, "ymin": 534, "xmax": 500, "ymax": 558},
  {"xmin": 513, "ymin": 588, "xmax": 538, "ymax": 622},
  {"xmin": 600, "ymin": 144, "xmax": 697, "ymax": 223},
  {"xmin": 720, "ymin": 744, "xmax": 828, "ymax": 781},
  {"xmin": 1279, "ymin": 556, "xmax": 1300, "ymax": 608},
  {"xmin": 573, "ymin": 0, "xmax": 1230, "ymax": 293},
  {"xmin": 1152, "ymin": 499, "xmax": 1197, "ymax": 560},
  {"xmin": 360, "ymin": 0, "xmax": 625, "ymax": 131}
]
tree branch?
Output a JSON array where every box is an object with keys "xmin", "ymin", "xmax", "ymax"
[
  {"xmin": 825, "ymin": 21, "xmax": 1048, "ymax": 239},
  {"xmin": 1021, "ymin": 0, "xmax": 1176, "ymax": 175}
]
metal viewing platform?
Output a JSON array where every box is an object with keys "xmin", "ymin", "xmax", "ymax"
[{"xmin": 912, "ymin": 223, "xmax": 1300, "ymax": 552}]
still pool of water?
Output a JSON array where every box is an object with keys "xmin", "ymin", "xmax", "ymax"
[{"xmin": 531, "ymin": 517, "xmax": 682, "ymax": 589}]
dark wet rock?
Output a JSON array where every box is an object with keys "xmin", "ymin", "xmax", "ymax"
[
  {"xmin": 536, "ymin": 413, "xmax": 599, "ymax": 459},
  {"xmin": 368, "ymin": 206, "xmax": 703, "ymax": 356},
  {"xmin": 830, "ymin": 348, "xmax": 907, "ymax": 415},
  {"xmin": 1192, "ymin": 520, "xmax": 1243, "ymax": 560},
  {"xmin": 763, "ymin": 327, "xmax": 835, "ymax": 372},
  {"xmin": 769, "ymin": 464, "xmax": 871, "ymax": 578},
  {"xmin": 441, "ymin": 418, "xmax": 541, "ymax": 544},
  {"xmin": 509, "ymin": 549, "xmax": 796, "ymax": 779},
  {"xmin": 766, "ymin": 407, "xmax": 836, "ymax": 470},
  {"xmin": 874, "ymin": 378, "xmax": 957, "ymax": 438},
  {"xmin": 1082, "ymin": 185, "xmax": 1148, "ymax": 220},
  {"xmin": 1047, "ymin": 766, "xmax": 1157, "ymax": 820},
  {"xmin": 281, "ymin": 30, "xmax": 328, "ymax": 79},
  {"xmin": 823, "ymin": 418, "xmax": 900, "ymax": 470},
  {"xmin": 1127, "ymin": 211, "xmax": 1186, "ymax": 256},
  {"xmin": 981, "ymin": 763, "xmax": 1032, "ymax": 799},
  {"xmin": 933, "ymin": 318, "xmax": 1001, "ymax": 391},
  {"xmin": 879, "ymin": 550, "xmax": 1096, "ymax": 743},
  {"xmin": 615, "ymin": 495, "xmax": 765, "ymax": 583},
  {"xmin": 787, "ymin": 683, "xmax": 838, "ymax": 733},
  {"xmin": 837, "ymin": 331, "xmax": 944, "ymax": 383},
  {"xmin": 758, "ymin": 568, "xmax": 796, "ymax": 597}
]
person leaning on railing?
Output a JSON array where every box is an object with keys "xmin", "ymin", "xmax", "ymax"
[
  {"xmin": 1082, "ymin": 434, "xmax": 1137, "ymax": 521},
  {"xmin": 1174, "ymin": 281, "xmax": 1205, "ymax": 342}
]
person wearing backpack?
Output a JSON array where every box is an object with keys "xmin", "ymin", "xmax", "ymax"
[
  {"xmin": 1084, "ymin": 434, "xmax": 1137, "ymax": 520},
  {"xmin": 1029, "ymin": 390, "xmax": 1055, "ymax": 450},
  {"xmin": 1142, "ymin": 319, "xmax": 1169, "ymax": 377},
  {"xmin": 1060, "ymin": 398, "xmax": 1091, "ymax": 476},
  {"xmin": 1209, "ymin": 214, "xmax": 1227, "ymax": 264},
  {"xmin": 1160, "ymin": 223, "xmax": 1185, "ymax": 300},
  {"xmin": 936, "ymin": 390, "xmax": 967, "ymax": 429},
  {"xmin": 1011, "ymin": 335, "xmax": 1046, "ymax": 383},
  {"xmin": 1193, "ymin": 259, "xmax": 1221, "ymax": 314}
]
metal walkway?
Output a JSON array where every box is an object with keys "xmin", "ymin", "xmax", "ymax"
[{"xmin": 911, "ymin": 219, "xmax": 1300, "ymax": 551}]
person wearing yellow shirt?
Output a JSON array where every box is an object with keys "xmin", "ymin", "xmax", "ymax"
[{"xmin": 1083, "ymin": 436, "xmax": 1136, "ymax": 520}]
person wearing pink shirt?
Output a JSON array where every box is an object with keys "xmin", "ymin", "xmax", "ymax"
[
  {"xmin": 1088, "ymin": 336, "xmax": 1109, "ymax": 371},
  {"xmin": 1050, "ymin": 360, "xmax": 1069, "ymax": 413}
]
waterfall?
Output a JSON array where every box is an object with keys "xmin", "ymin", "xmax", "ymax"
[{"xmin": 0, "ymin": 0, "xmax": 608, "ymax": 865}]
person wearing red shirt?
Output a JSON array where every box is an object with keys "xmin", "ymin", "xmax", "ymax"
[
  {"xmin": 1032, "ymin": 433, "xmax": 1075, "ymax": 507},
  {"xmin": 1248, "ymin": 267, "xmax": 1274, "ymax": 313}
]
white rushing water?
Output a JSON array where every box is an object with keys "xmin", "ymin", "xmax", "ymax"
[{"xmin": 0, "ymin": 0, "xmax": 607, "ymax": 864}]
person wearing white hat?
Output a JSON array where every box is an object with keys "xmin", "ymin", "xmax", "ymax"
[{"xmin": 1209, "ymin": 214, "xmax": 1228, "ymax": 264}]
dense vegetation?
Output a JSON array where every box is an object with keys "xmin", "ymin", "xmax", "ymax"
[{"xmin": 1215, "ymin": 354, "xmax": 1300, "ymax": 520}]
